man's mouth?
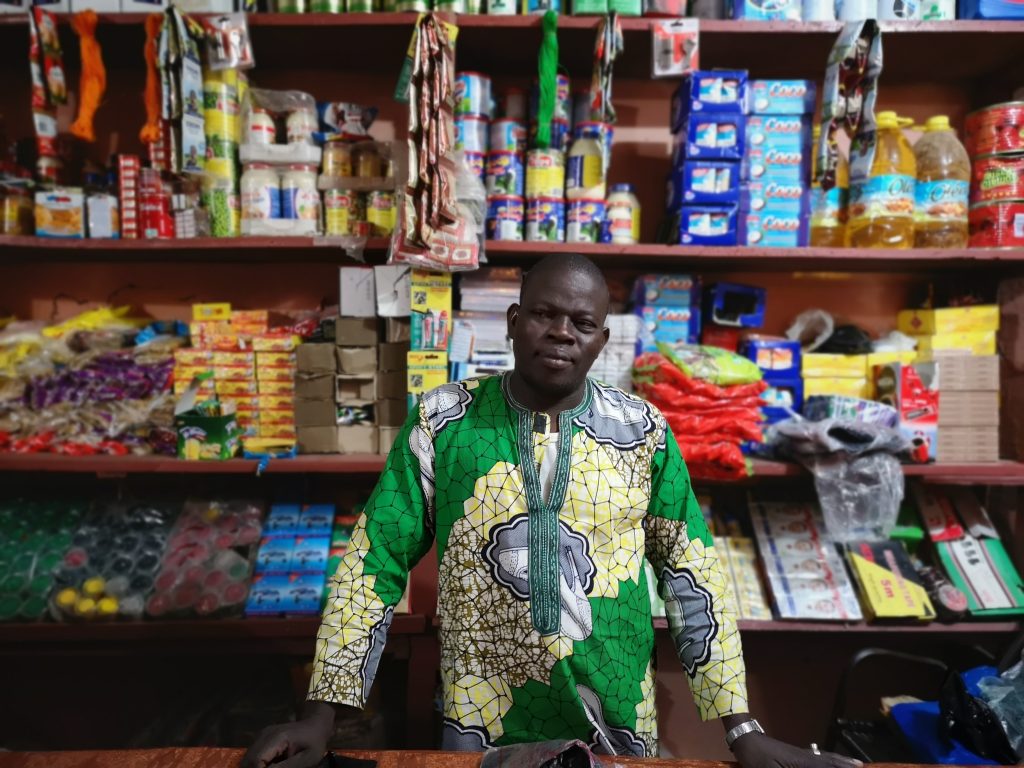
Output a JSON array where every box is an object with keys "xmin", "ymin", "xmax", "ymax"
[{"xmin": 539, "ymin": 350, "xmax": 573, "ymax": 370}]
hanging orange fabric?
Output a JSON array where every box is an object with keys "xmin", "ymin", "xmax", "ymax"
[
  {"xmin": 69, "ymin": 10, "xmax": 106, "ymax": 142},
  {"xmin": 139, "ymin": 12, "xmax": 163, "ymax": 144}
]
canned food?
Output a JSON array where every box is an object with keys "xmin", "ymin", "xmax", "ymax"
[
  {"xmin": 566, "ymin": 199, "xmax": 606, "ymax": 243},
  {"xmin": 463, "ymin": 152, "xmax": 486, "ymax": 181},
  {"xmin": 203, "ymin": 82, "xmax": 240, "ymax": 117},
  {"xmin": 971, "ymin": 153, "xmax": 1024, "ymax": 204},
  {"xmin": 526, "ymin": 197, "xmax": 566, "ymax": 242},
  {"xmin": 354, "ymin": 142, "xmax": 382, "ymax": 178},
  {"xmin": 206, "ymin": 137, "xmax": 238, "ymax": 161},
  {"xmin": 456, "ymin": 72, "xmax": 493, "ymax": 118},
  {"xmin": 367, "ymin": 191, "xmax": 396, "ymax": 236},
  {"xmin": 965, "ymin": 102, "xmax": 1024, "ymax": 157},
  {"xmin": 204, "ymin": 157, "xmax": 238, "ymax": 183},
  {"xmin": 202, "ymin": 183, "xmax": 240, "ymax": 238},
  {"xmin": 490, "ymin": 119, "xmax": 527, "ymax": 154},
  {"xmin": 455, "ymin": 116, "xmax": 489, "ymax": 153},
  {"xmin": 486, "ymin": 195, "xmax": 524, "ymax": 241},
  {"xmin": 529, "ymin": 118, "xmax": 572, "ymax": 153},
  {"xmin": 526, "ymin": 149, "xmax": 565, "ymax": 199},
  {"xmin": 502, "ymin": 88, "xmax": 527, "ymax": 120},
  {"xmin": 530, "ymin": 74, "xmax": 571, "ymax": 123},
  {"xmin": 968, "ymin": 200, "xmax": 1024, "ymax": 248},
  {"xmin": 325, "ymin": 190, "xmax": 365, "ymax": 235},
  {"xmin": 322, "ymin": 142, "xmax": 354, "ymax": 178},
  {"xmin": 486, "ymin": 151, "xmax": 525, "ymax": 197}
]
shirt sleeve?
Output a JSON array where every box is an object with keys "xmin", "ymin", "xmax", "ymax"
[
  {"xmin": 643, "ymin": 416, "xmax": 749, "ymax": 721},
  {"xmin": 308, "ymin": 401, "xmax": 437, "ymax": 708}
]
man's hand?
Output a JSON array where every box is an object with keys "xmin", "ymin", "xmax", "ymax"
[
  {"xmin": 241, "ymin": 700, "xmax": 337, "ymax": 768},
  {"xmin": 730, "ymin": 732, "xmax": 864, "ymax": 768}
]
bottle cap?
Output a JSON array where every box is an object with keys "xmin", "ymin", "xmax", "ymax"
[
  {"xmin": 875, "ymin": 111, "xmax": 899, "ymax": 129},
  {"xmin": 925, "ymin": 115, "xmax": 952, "ymax": 131},
  {"xmin": 75, "ymin": 597, "xmax": 98, "ymax": 617},
  {"xmin": 82, "ymin": 576, "xmax": 106, "ymax": 599},
  {"xmin": 97, "ymin": 597, "xmax": 119, "ymax": 617},
  {"xmin": 55, "ymin": 588, "xmax": 78, "ymax": 609}
]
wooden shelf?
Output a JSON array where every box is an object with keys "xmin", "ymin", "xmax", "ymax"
[
  {"xmin": 3, "ymin": 236, "xmax": 1024, "ymax": 273},
  {"xmin": 654, "ymin": 617, "xmax": 1024, "ymax": 633}
]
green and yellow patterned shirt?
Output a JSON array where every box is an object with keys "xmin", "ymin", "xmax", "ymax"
[{"xmin": 309, "ymin": 373, "xmax": 748, "ymax": 756}]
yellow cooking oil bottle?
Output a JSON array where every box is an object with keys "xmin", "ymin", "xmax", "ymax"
[
  {"xmin": 810, "ymin": 125, "xmax": 849, "ymax": 247},
  {"xmin": 847, "ymin": 111, "xmax": 917, "ymax": 249},
  {"xmin": 913, "ymin": 115, "xmax": 970, "ymax": 248}
]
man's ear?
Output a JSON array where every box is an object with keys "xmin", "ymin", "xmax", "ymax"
[{"xmin": 507, "ymin": 303, "xmax": 520, "ymax": 339}]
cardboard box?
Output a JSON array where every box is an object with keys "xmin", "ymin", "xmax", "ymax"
[
  {"xmin": 329, "ymin": 317, "xmax": 379, "ymax": 347},
  {"xmin": 845, "ymin": 541, "xmax": 936, "ymax": 621},
  {"xmin": 378, "ymin": 342, "xmax": 410, "ymax": 372},
  {"xmin": 374, "ymin": 265, "xmax": 412, "ymax": 317},
  {"xmin": 338, "ymin": 424, "xmax": 378, "ymax": 454},
  {"xmin": 297, "ymin": 426, "xmax": 339, "ymax": 455},
  {"xmin": 339, "ymin": 267, "xmax": 377, "ymax": 318},
  {"xmin": 802, "ymin": 377, "xmax": 870, "ymax": 399},
  {"xmin": 378, "ymin": 426, "xmax": 402, "ymax": 455},
  {"xmin": 937, "ymin": 426, "xmax": 1000, "ymax": 463},
  {"xmin": 35, "ymin": 188, "xmax": 85, "ymax": 239},
  {"xmin": 387, "ymin": 317, "xmax": 411, "ymax": 343},
  {"xmin": 336, "ymin": 346, "xmax": 378, "ymax": 375},
  {"xmin": 875, "ymin": 362, "xmax": 939, "ymax": 461},
  {"xmin": 376, "ymin": 399, "xmax": 409, "ymax": 427},
  {"xmin": 802, "ymin": 353, "xmax": 868, "ymax": 378},
  {"xmin": 337, "ymin": 374, "xmax": 377, "ymax": 403},
  {"xmin": 898, "ymin": 305, "xmax": 1000, "ymax": 336},
  {"xmin": 915, "ymin": 331, "xmax": 997, "ymax": 359},
  {"xmin": 935, "ymin": 535, "xmax": 1024, "ymax": 616},
  {"xmin": 939, "ymin": 391, "xmax": 1000, "ymax": 427},
  {"xmin": 377, "ymin": 370, "xmax": 407, "ymax": 400},
  {"xmin": 295, "ymin": 372, "xmax": 335, "ymax": 400},
  {"xmin": 297, "ymin": 344, "xmax": 337, "ymax": 373},
  {"xmin": 295, "ymin": 400, "xmax": 338, "ymax": 428},
  {"xmin": 937, "ymin": 355, "xmax": 1000, "ymax": 391}
]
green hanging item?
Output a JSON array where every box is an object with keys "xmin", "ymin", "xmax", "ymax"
[{"xmin": 535, "ymin": 10, "xmax": 559, "ymax": 150}]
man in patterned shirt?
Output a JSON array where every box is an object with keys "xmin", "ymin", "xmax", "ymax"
[{"xmin": 244, "ymin": 254, "xmax": 860, "ymax": 768}]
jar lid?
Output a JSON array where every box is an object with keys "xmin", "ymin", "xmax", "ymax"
[
  {"xmin": 244, "ymin": 163, "xmax": 273, "ymax": 170},
  {"xmin": 610, "ymin": 183, "xmax": 635, "ymax": 193},
  {"xmin": 287, "ymin": 164, "xmax": 317, "ymax": 171}
]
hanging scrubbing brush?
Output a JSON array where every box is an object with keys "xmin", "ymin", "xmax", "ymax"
[
  {"xmin": 534, "ymin": 10, "xmax": 559, "ymax": 150},
  {"xmin": 70, "ymin": 10, "xmax": 106, "ymax": 142}
]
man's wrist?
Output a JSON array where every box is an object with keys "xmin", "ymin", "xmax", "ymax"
[{"xmin": 724, "ymin": 718, "xmax": 764, "ymax": 750}]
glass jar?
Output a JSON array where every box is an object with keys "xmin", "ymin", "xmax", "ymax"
[{"xmin": 322, "ymin": 142, "xmax": 354, "ymax": 178}]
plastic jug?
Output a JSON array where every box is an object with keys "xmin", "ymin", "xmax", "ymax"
[
  {"xmin": 913, "ymin": 115, "xmax": 970, "ymax": 249},
  {"xmin": 810, "ymin": 125, "xmax": 849, "ymax": 248},
  {"xmin": 847, "ymin": 111, "xmax": 917, "ymax": 249}
]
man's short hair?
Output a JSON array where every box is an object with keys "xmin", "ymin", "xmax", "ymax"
[{"xmin": 521, "ymin": 253, "xmax": 609, "ymax": 308}]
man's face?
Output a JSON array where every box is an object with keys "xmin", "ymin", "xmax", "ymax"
[{"xmin": 507, "ymin": 268, "xmax": 609, "ymax": 400}]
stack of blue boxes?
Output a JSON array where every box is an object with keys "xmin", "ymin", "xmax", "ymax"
[
  {"xmin": 739, "ymin": 337, "xmax": 804, "ymax": 427},
  {"xmin": 739, "ymin": 80, "xmax": 815, "ymax": 248},
  {"xmin": 633, "ymin": 274, "xmax": 702, "ymax": 353},
  {"xmin": 666, "ymin": 70, "xmax": 749, "ymax": 246}
]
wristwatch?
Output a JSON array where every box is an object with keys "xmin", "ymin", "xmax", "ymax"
[{"xmin": 725, "ymin": 719, "xmax": 765, "ymax": 750}]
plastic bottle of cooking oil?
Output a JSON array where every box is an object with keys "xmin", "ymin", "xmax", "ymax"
[
  {"xmin": 913, "ymin": 115, "xmax": 970, "ymax": 248},
  {"xmin": 847, "ymin": 111, "xmax": 917, "ymax": 249},
  {"xmin": 810, "ymin": 125, "xmax": 849, "ymax": 247}
]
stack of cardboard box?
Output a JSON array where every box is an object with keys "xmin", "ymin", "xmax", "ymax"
[
  {"xmin": 591, "ymin": 314, "xmax": 642, "ymax": 391},
  {"xmin": 295, "ymin": 337, "xmax": 343, "ymax": 455}
]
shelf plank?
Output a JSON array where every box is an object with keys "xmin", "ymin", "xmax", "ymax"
[{"xmin": 651, "ymin": 617, "xmax": 1023, "ymax": 632}]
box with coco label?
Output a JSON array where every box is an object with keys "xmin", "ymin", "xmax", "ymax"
[
  {"xmin": 743, "ymin": 146, "xmax": 811, "ymax": 183},
  {"xmin": 745, "ymin": 115, "xmax": 811, "ymax": 152},
  {"xmin": 739, "ymin": 210, "xmax": 809, "ymax": 247},
  {"xmin": 748, "ymin": 80, "xmax": 816, "ymax": 115},
  {"xmin": 740, "ymin": 181, "xmax": 809, "ymax": 215},
  {"xmin": 636, "ymin": 305, "xmax": 702, "ymax": 352}
]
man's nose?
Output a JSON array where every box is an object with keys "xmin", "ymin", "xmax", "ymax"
[{"xmin": 548, "ymin": 315, "xmax": 574, "ymax": 340}]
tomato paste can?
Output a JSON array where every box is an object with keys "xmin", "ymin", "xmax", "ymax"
[
  {"xmin": 485, "ymin": 151, "xmax": 525, "ymax": 197},
  {"xmin": 490, "ymin": 119, "xmax": 527, "ymax": 154},
  {"xmin": 526, "ymin": 197, "xmax": 566, "ymax": 242},
  {"xmin": 325, "ymin": 190, "xmax": 365, "ymax": 236},
  {"xmin": 970, "ymin": 153, "xmax": 1024, "ymax": 204},
  {"xmin": 566, "ymin": 199, "xmax": 606, "ymax": 243},
  {"xmin": 968, "ymin": 199, "xmax": 1024, "ymax": 248},
  {"xmin": 455, "ymin": 115, "xmax": 489, "ymax": 153},
  {"xmin": 525, "ymin": 149, "xmax": 565, "ymax": 199},
  {"xmin": 486, "ymin": 195, "xmax": 524, "ymax": 241},
  {"xmin": 455, "ymin": 72, "xmax": 493, "ymax": 119},
  {"xmin": 965, "ymin": 102, "xmax": 1024, "ymax": 157},
  {"xmin": 462, "ymin": 151, "xmax": 486, "ymax": 182},
  {"xmin": 529, "ymin": 118, "xmax": 572, "ymax": 153}
]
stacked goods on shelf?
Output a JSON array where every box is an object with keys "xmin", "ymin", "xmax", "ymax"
[
  {"xmin": 408, "ymin": 269, "xmax": 453, "ymax": 406},
  {"xmin": 295, "ymin": 336, "xmax": 341, "ymax": 454},
  {"xmin": 966, "ymin": 102, "xmax": 1024, "ymax": 249},
  {"xmin": 701, "ymin": 281, "xmax": 767, "ymax": 351},
  {"xmin": 0, "ymin": 308, "xmax": 176, "ymax": 456},
  {"xmin": 802, "ymin": 352, "xmax": 870, "ymax": 402},
  {"xmin": 740, "ymin": 336, "xmax": 803, "ymax": 427},
  {"xmin": 450, "ymin": 267, "xmax": 519, "ymax": 380},
  {"xmin": 633, "ymin": 273, "xmax": 701, "ymax": 351},
  {"xmin": 247, "ymin": 503, "xmax": 332, "ymax": 616},
  {"xmin": 590, "ymin": 314, "xmax": 641, "ymax": 391},
  {"xmin": 325, "ymin": 505, "xmax": 410, "ymax": 611}
]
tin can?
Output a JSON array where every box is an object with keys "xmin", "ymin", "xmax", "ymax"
[
  {"xmin": 966, "ymin": 102, "xmax": 1024, "ymax": 157},
  {"xmin": 367, "ymin": 191, "xmax": 396, "ymax": 236},
  {"xmin": 205, "ymin": 157, "xmax": 239, "ymax": 183},
  {"xmin": 486, "ymin": 151, "xmax": 525, "ymax": 197},
  {"xmin": 322, "ymin": 142, "xmax": 354, "ymax": 178},
  {"xmin": 490, "ymin": 120, "xmax": 527, "ymax": 155},
  {"xmin": 325, "ymin": 190, "xmax": 365, "ymax": 236},
  {"xmin": 529, "ymin": 119, "xmax": 572, "ymax": 153},
  {"xmin": 530, "ymin": 74, "xmax": 571, "ymax": 123},
  {"xmin": 526, "ymin": 149, "xmax": 565, "ymax": 199},
  {"xmin": 206, "ymin": 137, "xmax": 238, "ymax": 161},
  {"xmin": 971, "ymin": 154, "xmax": 1024, "ymax": 204},
  {"xmin": 456, "ymin": 72, "xmax": 493, "ymax": 118},
  {"xmin": 527, "ymin": 198, "xmax": 566, "ymax": 242},
  {"xmin": 455, "ymin": 116, "xmax": 489, "ymax": 153},
  {"xmin": 486, "ymin": 195, "xmax": 524, "ymax": 240},
  {"xmin": 968, "ymin": 200, "xmax": 1024, "ymax": 248},
  {"xmin": 566, "ymin": 199, "xmax": 606, "ymax": 243},
  {"xmin": 524, "ymin": 0, "xmax": 560, "ymax": 12},
  {"xmin": 463, "ymin": 152, "xmax": 487, "ymax": 181},
  {"xmin": 502, "ymin": 88, "xmax": 528, "ymax": 120}
]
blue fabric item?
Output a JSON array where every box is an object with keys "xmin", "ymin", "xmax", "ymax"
[
  {"xmin": 890, "ymin": 701, "xmax": 999, "ymax": 766},
  {"xmin": 964, "ymin": 666, "xmax": 1000, "ymax": 698}
]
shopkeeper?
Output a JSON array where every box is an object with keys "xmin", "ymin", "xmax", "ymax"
[{"xmin": 244, "ymin": 254, "xmax": 862, "ymax": 768}]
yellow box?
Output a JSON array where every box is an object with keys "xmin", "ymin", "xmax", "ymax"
[
  {"xmin": 259, "ymin": 423, "xmax": 297, "ymax": 439},
  {"xmin": 207, "ymin": 334, "xmax": 244, "ymax": 352},
  {"xmin": 867, "ymin": 351, "xmax": 918, "ymax": 369},
  {"xmin": 175, "ymin": 365, "xmax": 214, "ymax": 382},
  {"xmin": 257, "ymin": 352, "xmax": 297, "ymax": 367},
  {"xmin": 192, "ymin": 302, "xmax": 232, "ymax": 322},
  {"xmin": 258, "ymin": 380, "xmax": 295, "ymax": 395},
  {"xmin": 803, "ymin": 377, "xmax": 870, "ymax": 399},
  {"xmin": 802, "ymin": 354, "xmax": 869, "ymax": 378},
  {"xmin": 222, "ymin": 395, "xmax": 261, "ymax": 409},
  {"xmin": 251, "ymin": 333, "xmax": 301, "ymax": 352},
  {"xmin": 897, "ymin": 305, "xmax": 999, "ymax": 336},
  {"xmin": 213, "ymin": 351, "xmax": 256, "ymax": 367},
  {"xmin": 232, "ymin": 323, "xmax": 268, "ymax": 338},
  {"xmin": 256, "ymin": 365, "xmax": 297, "ymax": 382},
  {"xmin": 174, "ymin": 379, "xmax": 216, "ymax": 395},
  {"xmin": 407, "ymin": 351, "xmax": 449, "ymax": 396},
  {"xmin": 174, "ymin": 349, "xmax": 214, "ymax": 365},
  {"xmin": 231, "ymin": 310, "xmax": 269, "ymax": 328},
  {"xmin": 216, "ymin": 380, "xmax": 261, "ymax": 396},
  {"xmin": 914, "ymin": 331, "xmax": 997, "ymax": 359},
  {"xmin": 214, "ymin": 365, "xmax": 256, "ymax": 381},
  {"xmin": 259, "ymin": 408, "xmax": 296, "ymax": 425},
  {"xmin": 258, "ymin": 394, "xmax": 294, "ymax": 410}
]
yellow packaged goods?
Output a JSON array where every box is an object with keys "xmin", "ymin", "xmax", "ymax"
[
  {"xmin": 222, "ymin": 395, "xmax": 261, "ymax": 410},
  {"xmin": 407, "ymin": 351, "xmax": 449, "ymax": 398},
  {"xmin": 803, "ymin": 377, "xmax": 870, "ymax": 399},
  {"xmin": 213, "ymin": 351, "xmax": 256, "ymax": 367},
  {"xmin": 192, "ymin": 303, "xmax": 232, "ymax": 321},
  {"xmin": 256, "ymin": 352, "xmax": 297, "ymax": 367},
  {"xmin": 259, "ymin": 424, "xmax": 297, "ymax": 439},
  {"xmin": 175, "ymin": 365, "xmax": 215, "ymax": 382},
  {"xmin": 174, "ymin": 379, "xmax": 216, "ymax": 395},
  {"xmin": 34, "ymin": 188, "xmax": 85, "ymax": 238},
  {"xmin": 915, "ymin": 331, "xmax": 997, "ymax": 358},
  {"xmin": 217, "ymin": 380, "xmax": 261, "ymax": 396},
  {"xmin": 175, "ymin": 349, "xmax": 215, "ymax": 365},
  {"xmin": 190, "ymin": 321, "xmax": 233, "ymax": 341},
  {"xmin": 251, "ymin": 333, "xmax": 301, "ymax": 352},
  {"xmin": 258, "ymin": 394, "xmax": 294, "ymax": 410},
  {"xmin": 867, "ymin": 351, "xmax": 918, "ymax": 369},
  {"xmin": 257, "ymin": 366, "xmax": 297, "ymax": 382},
  {"xmin": 257, "ymin": 380, "xmax": 295, "ymax": 395},
  {"xmin": 207, "ymin": 334, "xmax": 245, "ymax": 352},
  {"xmin": 897, "ymin": 305, "xmax": 999, "ymax": 335},
  {"xmin": 802, "ymin": 353, "xmax": 869, "ymax": 378},
  {"xmin": 259, "ymin": 409, "xmax": 296, "ymax": 425},
  {"xmin": 230, "ymin": 310, "xmax": 270, "ymax": 328},
  {"xmin": 214, "ymin": 365, "xmax": 256, "ymax": 381}
]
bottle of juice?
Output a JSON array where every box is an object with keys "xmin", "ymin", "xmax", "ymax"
[
  {"xmin": 913, "ymin": 115, "xmax": 970, "ymax": 248},
  {"xmin": 847, "ymin": 111, "xmax": 917, "ymax": 249},
  {"xmin": 810, "ymin": 125, "xmax": 849, "ymax": 247}
]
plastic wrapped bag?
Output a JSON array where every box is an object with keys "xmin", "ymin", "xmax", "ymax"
[
  {"xmin": 656, "ymin": 343, "xmax": 764, "ymax": 386},
  {"xmin": 786, "ymin": 309, "xmax": 834, "ymax": 352},
  {"xmin": 978, "ymin": 660, "xmax": 1024, "ymax": 761},
  {"xmin": 774, "ymin": 418, "xmax": 909, "ymax": 542}
]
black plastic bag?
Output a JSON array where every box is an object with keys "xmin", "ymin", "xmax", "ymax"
[{"xmin": 939, "ymin": 671, "xmax": 1018, "ymax": 764}]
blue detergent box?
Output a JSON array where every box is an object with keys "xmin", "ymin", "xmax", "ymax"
[
  {"xmin": 245, "ymin": 572, "xmax": 327, "ymax": 616},
  {"xmin": 675, "ymin": 113, "xmax": 747, "ymax": 161},
  {"xmin": 744, "ymin": 115, "xmax": 811, "ymax": 152},
  {"xmin": 743, "ymin": 146, "xmax": 810, "ymax": 183},
  {"xmin": 668, "ymin": 161, "xmax": 741, "ymax": 208},
  {"xmin": 740, "ymin": 181, "xmax": 809, "ymax": 215},
  {"xmin": 959, "ymin": 0, "xmax": 1024, "ymax": 19},
  {"xmin": 760, "ymin": 377, "xmax": 804, "ymax": 424},
  {"xmin": 673, "ymin": 204, "xmax": 739, "ymax": 246},
  {"xmin": 292, "ymin": 535, "xmax": 330, "ymax": 573},
  {"xmin": 703, "ymin": 282, "xmax": 767, "ymax": 329},
  {"xmin": 298, "ymin": 504, "xmax": 335, "ymax": 535},
  {"xmin": 636, "ymin": 306, "xmax": 702, "ymax": 352},
  {"xmin": 670, "ymin": 70, "xmax": 749, "ymax": 132},
  {"xmin": 265, "ymin": 503, "xmax": 302, "ymax": 535},
  {"xmin": 739, "ymin": 209, "xmax": 809, "ymax": 247},
  {"xmin": 729, "ymin": 0, "xmax": 801, "ymax": 20},
  {"xmin": 633, "ymin": 274, "xmax": 700, "ymax": 307},
  {"xmin": 740, "ymin": 336, "xmax": 802, "ymax": 379},
  {"xmin": 256, "ymin": 536, "xmax": 295, "ymax": 574},
  {"xmin": 748, "ymin": 80, "xmax": 816, "ymax": 116}
]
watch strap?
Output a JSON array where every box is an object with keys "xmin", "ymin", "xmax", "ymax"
[{"xmin": 725, "ymin": 719, "xmax": 764, "ymax": 749}]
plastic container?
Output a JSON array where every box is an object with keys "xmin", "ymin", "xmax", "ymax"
[
  {"xmin": 245, "ymin": 108, "xmax": 277, "ymax": 145},
  {"xmin": 810, "ymin": 125, "xmax": 849, "ymax": 248},
  {"xmin": 241, "ymin": 164, "xmax": 281, "ymax": 221},
  {"xmin": 281, "ymin": 165, "xmax": 320, "ymax": 221},
  {"xmin": 848, "ymin": 112, "xmax": 917, "ymax": 249},
  {"xmin": 606, "ymin": 183, "xmax": 641, "ymax": 245},
  {"xmin": 913, "ymin": 116, "xmax": 970, "ymax": 249},
  {"xmin": 565, "ymin": 127, "xmax": 606, "ymax": 201}
]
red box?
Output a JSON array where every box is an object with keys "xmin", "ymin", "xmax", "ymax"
[
  {"xmin": 701, "ymin": 324, "xmax": 742, "ymax": 352},
  {"xmin": 875, "ymin": 362, "xmax": 939, "ymax": 462},
  {"xmin": 117, "ymin": 155, "xmax": 141, "ymax": 240}
]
